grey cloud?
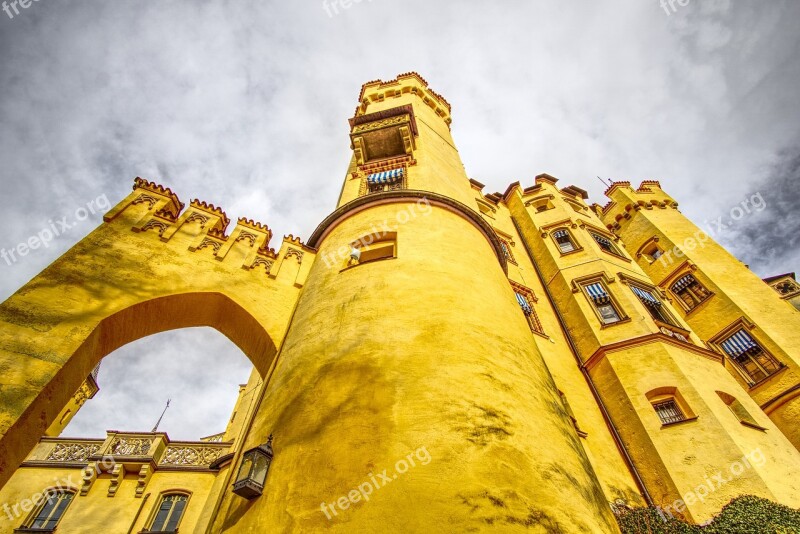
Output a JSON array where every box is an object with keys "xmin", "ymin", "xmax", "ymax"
[{"xmin": 2, "ymin": 0, "xmax": 800, "ymax": 439}]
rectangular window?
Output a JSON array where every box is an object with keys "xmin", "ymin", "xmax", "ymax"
[
  {"xmin": 366, "ymin": 168, "xmax": 406, "ymax": 194},
  {"xmin": 499, "ymin": 239, "xmax": 517, "ymax": 265},
  {"xmin": 553, "ymin": 229, "xmax": 576, "ymax": 254},
  {"xmin": 720, "ymin": 329, "xmax": 782, "ymax": 385},
  {"xmin": 350, "ymin": 232, "xmax": 397, "ymax": 266},
  {"xmin": 590, "ymin": 232, "xmax": 619, "ymax": 255},
  {"xmin": 670, "ymin": 273, "xmax": 711, "ymax": 311},
  {"xmin": 630, "ymin": 284, "xmax": 678, "ymax": 326},
  {"xmin": 584, "ymin": 282, "xmax": 622, "ymax": 324},
  {"xmin": 653, "ymin": 399, "xmax": 685, "ymax": 425},
  {"xmin": 511, "ymin": 282, "xmax": 544, "ymax": 335}
]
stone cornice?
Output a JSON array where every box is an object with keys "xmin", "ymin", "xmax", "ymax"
[
  {"xmin": 307, "ymin": 190, "xmax": 508, "ymax": 274},
  {"xmin": 583, "ymin": 333, "xmax": 724, "ymax": 371}
]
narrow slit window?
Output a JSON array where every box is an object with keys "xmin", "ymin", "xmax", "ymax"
[{"xmin": 716, "ymin": 391, "xmax": 762, "ymax": 429}]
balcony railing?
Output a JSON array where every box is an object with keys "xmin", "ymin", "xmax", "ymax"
[{"xmin": 24, "ymin": 432, "xmax": 232, "ymax": 470}]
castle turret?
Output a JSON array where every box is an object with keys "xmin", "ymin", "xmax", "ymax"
[{"xmin": 601, "ymin": 181, "xmax": 800, "ymax": 451}]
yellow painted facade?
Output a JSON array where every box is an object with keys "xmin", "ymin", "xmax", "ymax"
[{"xmin": 0, "ymin": 73, "xmax": 799, "ymax": 532}]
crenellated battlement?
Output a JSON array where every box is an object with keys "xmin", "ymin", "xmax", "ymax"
[
  {"xmin": 356, "ymin": 72, "xmax": 452, "ymax": 126},
  {"xmin": 191, "ymin": 199, "xmax": 231, "ymax": 231},
  {"xmin": 600, "ymin": 180, "xmax": 679, "ymax": 231},
  {"xmin": 102, "ymin": 178, "xmax": 313, "ymax": 286}
]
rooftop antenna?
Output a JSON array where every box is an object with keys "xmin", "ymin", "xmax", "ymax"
[
  {"xmin": 151, "ymin": 399, "xmax": 171, "ymax": 433},
  {"xmin": 597, "ymin": 176, "xmax": 612, "ymax": 188}
]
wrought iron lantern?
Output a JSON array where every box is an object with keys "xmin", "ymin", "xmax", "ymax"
[{"xmin": 232, "ymin": 435, "xmax": 274, "ymax": 499}]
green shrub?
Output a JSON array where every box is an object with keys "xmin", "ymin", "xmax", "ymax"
[{"xmin": 616, "ymin": 495, "xmax": 800, "ymax": 534}]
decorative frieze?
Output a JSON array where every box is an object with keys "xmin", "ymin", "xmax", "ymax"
[
  {"xmin": 109, "ymin": 436, "xmax": 152, "ymax": 456},
  {"xmin": 159, "ymin": 445, "xmax": 228, "ymax": 467},
  {"xmin": 45, "ymin": 442, "xmax": 101, "ymax": 462}
]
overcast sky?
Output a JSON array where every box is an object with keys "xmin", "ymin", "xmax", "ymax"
[{"xmin": 1, "ymin": 0, "xmax": 798, "ymax": 439}]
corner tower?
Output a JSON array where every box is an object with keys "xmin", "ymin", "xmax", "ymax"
[
  {"xmin": 601, "ymin": 181, "xmax": 800, "ymax": 450},
  {"xmin": 505, "ymin": 175, "xmax": 800, "ymax": 524}
]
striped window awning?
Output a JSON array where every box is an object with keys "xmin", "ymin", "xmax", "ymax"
[
  {"xmin": 671, "ymin": 274, "xmax": 695, "ymax": 292},
  {"xmin": 592, "ymin": 233, "xmax": 613, "ymax": 248},
  {"xmin": 721, "ymin": 329, "xmax": 758, "ymax": 357},
  {"xmin": 367, "ymin": 168, "xmax": 404, "ymax": 185},
  {"xmin": 553, "ymin": 229, "xmax": 569, "ymax": 239},
  {"xmin": 631, "ymin": 285, "xmax": 661, "ymax": 307},
  {"xmin": 585, "ymin": 283, "xmax": 610, "ymax": 304},
  {"xmin": 515, "ymin": 292, "xmax": 533, "ymax": 315}
]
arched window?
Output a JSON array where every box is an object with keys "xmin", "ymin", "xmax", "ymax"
[
  {"xmin": 645, "ymin": 387, "xmax": 696, "ymax": 426},
  {"xmin": 22, "ymin": 489, "xmax": 74, "ymax": 531},
  {"xmin": 146, "ymin": 492, "xmax": 189, "ymax": 533}
]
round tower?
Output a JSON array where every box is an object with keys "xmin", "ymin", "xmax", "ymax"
[{"xmin": 212, "ymin": 74, "xmax": 619, "ymax": 532}]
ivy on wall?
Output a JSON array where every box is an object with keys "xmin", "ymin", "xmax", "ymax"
[{"xmin": 616, "ymin": 495, "xmax": 800, "ymax": 534}]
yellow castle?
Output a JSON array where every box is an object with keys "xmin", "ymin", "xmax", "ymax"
[{"xmin": 0, "ymin": 73, "xmax": 799, "ymax": 533}]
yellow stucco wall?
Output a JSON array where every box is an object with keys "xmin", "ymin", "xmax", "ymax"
[
  {"xmin": 0, "ymin": 465, "xmax": 220, "ymax": 533},
  {"xmin": 211, "ymin": 199, "xmax": 620, "ymax": 532}
]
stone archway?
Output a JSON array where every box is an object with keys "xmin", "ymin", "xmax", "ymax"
[
  {"xmin": 0, "ymin": 292, "xmax": 284, "ymax": 489},
  {"xmin": 0, "ymin": 179, "xmax": 311, "ymax": 489}
]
